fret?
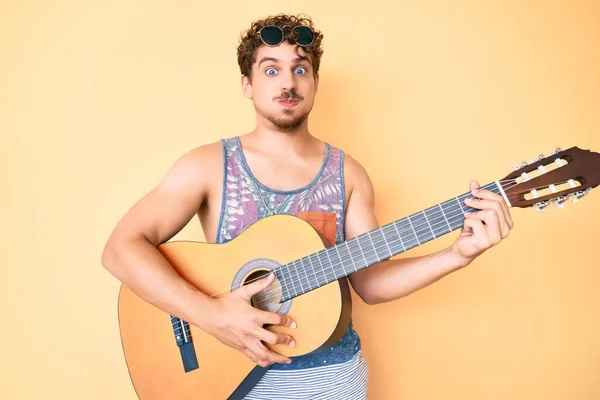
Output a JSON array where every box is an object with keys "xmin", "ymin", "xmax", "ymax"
[
  {"xmin": 396, "ymin": 218, "xmax": 419, "ymax": 249},
  {"xmin": 391, "ymin": 221, "xmax": 407, "ymax": 252},
  {"xmin": 438, "ymin": 204, "xmax": 452, "ymax": 232},
  {"xmin": 406, "ymin": 216, "xmax": 421, "ymax": 245},
  {"xmin": 455, "ymin": 196, "xmax": 466, "ymax": 214},
  {"xmin": 312, "ymin": 253, "xmax": 326, "ymax": 286},
  {"xmin": 281, "ymin": 265, "xmax": 298, "ymax": 298},
  {"xmin": 307, "ymin": 254, "xmax": 318, "ymax": 288},
  {"xmin": 355, "ymin": 233, "xmax": 377, "ymax": 265},
  {"xmin": 382, "ymin": 224, "xmax": 403, "ymax": 254},
  {"xmin": 344, "ymin": 241, "xmax": 358, "ymax": 272},
  {"xmin": 424, "ymin": 205, "xmax": 450, "ymax": 237},
  {"xmin": 319, "ymin": 250, "xmax": 334, "ymax": 283},
  {"xmin": 319, "ymin": 252, "xmax": 334, "ymax": 287},
  {"xmin": 368, "ymin": 230, "xmax": 385, "ymax": 263},
  {"xmin": 295, "ymin": 260, "xmax": 309, "ymax": 294},
  {"xmin": 442, "ymin": 198, "xmax": 465, "ymax": 230},
  {"xmin": 422, "ymin": 210, "xmax": 436, "ymax": 238},
  {"xmin": 370, "ymin": 231, "xmax": 384, "ymax": 263},
  {"xmin": 370, "ymin": 228, "xmax": 390, "ymax": 262},
  {"xmin": 409, "ymin": 212, "xmax": 435, "ymax": 243},
  {"xmin": 354, "ymin": 236, "xmax": 370, "ymax": 266},
  {"xmin": 379, "ymin": 227, "xmax": 393, "ymax": 259},
  {"xmin": 275, "ymin": 269, "xmax": 290, "ymax": 299},
  {"xmin": 333, "ymin": 244, "xmax": 344, "ymax": 276}
]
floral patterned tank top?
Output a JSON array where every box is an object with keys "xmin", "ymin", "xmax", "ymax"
[{"xmin": 215, "ymin": 136, "xmax": 361, "ymax": 370}]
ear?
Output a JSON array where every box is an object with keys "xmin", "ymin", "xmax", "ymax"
[{"xmin": 241, "ymin": 75, "xmax": 253, "ymax": 99}]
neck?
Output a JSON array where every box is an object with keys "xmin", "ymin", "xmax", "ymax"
[{"xmin": 248, "ymin": 124, "xmax": 317, "ymax": 156}]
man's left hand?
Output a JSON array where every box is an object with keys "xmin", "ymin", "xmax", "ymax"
[{"xmin": 451, "ymin": 179, "xmax": 514, "ymax": 267}]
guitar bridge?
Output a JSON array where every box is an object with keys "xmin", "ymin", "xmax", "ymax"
[{"xmin": 170, "ymin": 315, "xmax": 199, "ymax": 373}]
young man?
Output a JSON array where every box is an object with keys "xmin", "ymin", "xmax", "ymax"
[{"xmin": 102, "ymin": 14, "xmax": 514, "ymax": 399}]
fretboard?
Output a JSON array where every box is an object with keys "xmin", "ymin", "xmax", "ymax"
[{"xmin": 276, "ymin": 181, "xmax": 504, "ymax": 302}]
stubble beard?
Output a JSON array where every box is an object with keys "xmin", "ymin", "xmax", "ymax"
[{"xmin": 258, "ymin": 104, "xmax": 312, "ymax": 132}]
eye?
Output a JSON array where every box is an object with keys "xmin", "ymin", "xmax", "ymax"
[
  {"xmin": 265, "ymin": 68, "xmax": 278, "ymax": 76},
  {"xmin": 295, "ymin": 67, "xmax": 307, "ymax": 75}
]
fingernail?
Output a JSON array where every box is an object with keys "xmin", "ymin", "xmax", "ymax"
[
  {"xmin": 287, "ymin": 359, "xmax": 292, "ymax": 364},
  {"xmin": 289, "ymin": 340, "xmax": 296, "ymax": 347},
  {"xmin": 290, "ymin": 321, "xmax": 297, "ymax": 329}
]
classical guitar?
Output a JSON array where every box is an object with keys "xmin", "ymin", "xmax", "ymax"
[{"xmin": 117, "ymin": 146, "xmax": 600, "ymax": 399}]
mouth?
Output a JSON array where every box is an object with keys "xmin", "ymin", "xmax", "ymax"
[{"xmin": 277, "ymin": 99, "xmax": 300, "ymax": 107}]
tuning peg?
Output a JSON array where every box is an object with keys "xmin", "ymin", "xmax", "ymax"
[
  {"xmin": 528, "ymin": 154, "xmax": 545, "ymax": 165},
  {"xmin": 514, "ymin": 161, "xmax": 528, "ymax": 171},
  {"xmin": 572, "ymin": 188, "xmax": 592, "ymax": 204},
  {"xmin": 549, "ymin": 147, "xmax": 562, "ymax": 156},
  {"xmin": 553, "ymin": 195, "xmax": 569, "ymax": 208},
  {"xmin": 533, "ymin": 200, "xmax": 550, "ymax": 211}
]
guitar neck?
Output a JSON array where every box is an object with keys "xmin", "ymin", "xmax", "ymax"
[{"xmin": 277, "ymin": 181, "xmax": 507, "ymax": 302}]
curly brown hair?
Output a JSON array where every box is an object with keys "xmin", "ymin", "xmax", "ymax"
[{"xmin": 236, "ymin": 14, "xmax": 324, "ymax": 79}]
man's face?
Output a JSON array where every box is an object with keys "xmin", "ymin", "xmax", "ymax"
[{"xmin": 242, "ymin": 41, "xmax": 318, "ymax": 131}]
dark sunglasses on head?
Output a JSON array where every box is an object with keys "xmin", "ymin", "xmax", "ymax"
[{"xmin": 258, "ymin": 25, "xmax": 315, "ymax": 47}]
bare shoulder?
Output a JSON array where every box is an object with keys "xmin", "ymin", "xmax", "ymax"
[
  {"xmin": 105, "ymin": 139, "xmax": 225, "ymax": 247},
  {"xmin": 171, "ymin": 139, "xmax": 222, "ymax": 174},
  {"xmin": 342, "ymin": 151, "xmax": 375, "ymax": 203},
  {"xmin": 157, "ymin": 139, "xmax": 223, "ymax": 190}
]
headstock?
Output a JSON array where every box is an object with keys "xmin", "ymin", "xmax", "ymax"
[{"xmin": 500, "ymin": 146, "xmax": 600, "ymax": 211}]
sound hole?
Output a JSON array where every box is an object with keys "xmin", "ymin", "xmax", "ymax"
[{"xmin": 245, "ymin": 269, "xmax": 282, "ymax": 313}]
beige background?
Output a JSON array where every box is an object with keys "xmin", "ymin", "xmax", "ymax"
[{"xmin": 2, "ymin": 1, "xmax": 599, "ymax": 399}]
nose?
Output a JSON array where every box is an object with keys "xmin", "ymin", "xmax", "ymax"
[{"xmin": 280, "ymin": 69, "xmax": 297, "ymax": 92}]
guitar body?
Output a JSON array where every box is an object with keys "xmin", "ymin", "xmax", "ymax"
[{"xmin": 118, "ymin": 214, "xmax": 352, "ymax": 399}]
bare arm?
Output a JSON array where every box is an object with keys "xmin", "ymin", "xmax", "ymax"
[
  {"xmin": 101, "ymin": 144, "xmax": 216, "ymax": 327},
  {"xmin": 343, "ymin": 154, "xmax": 514, "ymax": 305},
  {"xmin": 101, "ymin": 142, "xmax": 296, "ymax": 367}
]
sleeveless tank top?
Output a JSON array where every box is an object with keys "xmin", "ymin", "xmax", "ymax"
[{"xmin": 216, "ymin": 136, "xmax": 361, "ymax": 370}]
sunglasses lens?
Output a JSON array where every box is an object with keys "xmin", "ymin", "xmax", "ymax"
[
  {"xmin": 260, "ymin": 26, "xmax": 283, "ymax": 45},
  {"xmin": 293, "ymin": 26, "xmax": 314, "ymax": 46}
]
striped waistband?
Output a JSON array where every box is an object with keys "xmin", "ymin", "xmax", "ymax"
[{"xmin": 243, "ymin": 350, "xmax": 369, "ymax": 400}]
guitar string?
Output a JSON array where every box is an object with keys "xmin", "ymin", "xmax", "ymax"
[
  {"xmin": 206, "ymin": 179, "xmax": 531, "ymax": 304},
  {"xmin": 175, "ymin": 187, "xmax": 498, "ymax": 334},
  {"xmin": 173, "ymin": 179, "xmax": 577, "ymax": 329},
  {"xmin": 175, "ymin": 179, "xmax": 580, "ymax": 335},
  {"xmin": 242, "ymin": 179, "xmax": 577, "ymax": 308},
  {"xmin": 177, "ymin": 182, "xmax": 520, "ymax": 326},
  {"xmin": 198, "ymin": 178, "xmax": 570, "ymax": 307},
  {"xmin": 206, "ymin": 186, "xmax": 492, "ymax": 304},
  {"xmin": 202, "ymin": 181, "xmax": 512, "ymax": 300}
]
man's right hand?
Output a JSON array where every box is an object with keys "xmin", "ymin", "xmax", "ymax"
[{"xmin": 199, "ymin": 272, "xmax": 297, "ymax": 367}]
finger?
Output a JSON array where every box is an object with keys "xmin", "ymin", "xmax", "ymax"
[
  {"xmin": 459, "ymin": 224, "xmax": 473, "ymax": 236},
  {"xmin": 464, "ymin": 197, "xmax": 510, "ymax": 237},
  {"xmin": 252, "ymin": 327, "xmax": 296, "ymax": 347},
  {"xmin": 241, "ymin": 348, "xmax": 260, "ymax": 364},
  {"xmin": 462, "ymin": 217, "xmax": 490, "ymax": 246},
  {"xmin": 464, "ymin": 210, "xmax": 502, "ymax": 243},
  {"xmin": 470, "ymin": 187, "xmax": 513, "ymax": 229},
  {"xmin": 252, "ymin": 340, "xmax": 291, "ymax": 366},
  {"xmin": 469, "ymin": 179, "xmax": 480, "ymax": 192},
  {"xmin": 237, "ymin": 272, "xmax": 275, "ymax": 300},
  {"xmin": 257, "ymin": 310, "xmax": 297, "ymax": 329}
]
